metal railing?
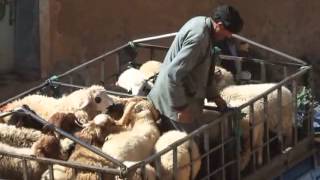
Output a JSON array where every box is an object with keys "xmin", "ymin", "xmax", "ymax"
[{"xmin": 0, "ymin": 33, "xmax": 315, "ymax": 180}]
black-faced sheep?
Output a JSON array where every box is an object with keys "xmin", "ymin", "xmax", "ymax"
[
  {"xmin": 0, "ymin": 134, "xmax": 62, "ymax": 180},
  {"xmin": 154, "ymin": 130, "xmax": 201, "ymax": 180}
]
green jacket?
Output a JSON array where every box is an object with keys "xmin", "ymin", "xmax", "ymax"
[{"xmin": 148, "ymin": 16, "xmax": 219, "ymax": 121}]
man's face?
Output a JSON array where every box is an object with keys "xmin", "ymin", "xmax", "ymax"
[{"xmin": 214, "ymin": 22, "xmax": 232, "ymax": 41}]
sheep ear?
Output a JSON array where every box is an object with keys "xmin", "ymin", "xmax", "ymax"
[{"xmin": 78, "ymin": 98, "xmax": 91, "ymax": 109}]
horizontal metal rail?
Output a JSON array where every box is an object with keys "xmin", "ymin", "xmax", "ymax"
[
  {"xmin": 231, "ymin": 34, "xmax": 307, "ymax": 65},
  {"xmin": 135, "ymin": 43, "xmax": 170, "ymax": 50},
  {"xmin": 16, "ymin": 106, "xmax": 126, "ymax": 170},
  {"xmin": 132, "ymin": 32, "xmax": 177, "ymax": 43},
  {"xmin": 219, "ymin": 54, "xmax": 302, "ymax": 67},
  {"xmin": 0, "ymin": 81, "xmax": 49, "ymax": 108},
  {"xmin": 127, "ymin": 109, "xmax": 238, "ymax": 171},
  {"xmin": 238, "ymin": 66, "xmax": 311, "ymax": 109},
  {"xmin": 0, "ymin": 150, "xmax": 121, "ymax": 175},
  {"xmin": 57, "ymin": 43, "xmax": 130, "ymax": 79},
  {"xmin": 50, "ymin": 81, "xmax": 135, "ymax": 98}
]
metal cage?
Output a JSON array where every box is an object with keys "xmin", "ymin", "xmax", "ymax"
[{"xmin": 0, "ymin": 33, "xmax": 315, "ymax": 180}]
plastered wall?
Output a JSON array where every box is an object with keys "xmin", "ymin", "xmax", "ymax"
[{"xmin": 40, "ymin": 0, "xmax": 320, "ymax": 96}]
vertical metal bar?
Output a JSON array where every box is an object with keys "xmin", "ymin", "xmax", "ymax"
[
  {"xmin": 221, "ymin": 117, "xmax": 226, "ymax": 180},
  {"xmin": 22, "ymin": 159, "xmax": 28, "ymax": 180},
  {"xmin": 260, "ymin": 62, "xmax": 266, "ymax": 82},
  {"xmin": 98, "ymin": 172, "xmax": 103, "ymax": 180},
  {"xmin": 263, "ymin": 96, "xmax": 271, "ymax": 163},
  {"xmin": 204, "ymin": 129, "xmax": 210, "ymax": 179},
  {"xmin": 155, "ymin": 157, "xmax": 162, "ymax": 180},
  {"xmin": 307, "ymin": 68, "xmax": 314, "ymax": 137},
  {"xmin": 150, "ymin": 47, "xmax": 155, "ymax": 60},
  {"xmin": 48, "ymin": 164, "xmax": 54, "ymax": 180},
  {"xmin": 140, "ymin": 165, "xmax": 146, "ymax": 180},
  {"xmin": 250, "ymin": 104, "xmax": 256, "ymax": 172},
  {"xmin": 69, "ymin": 76, "xmax": 73, "ymax": 87},
  {"xmin": 100, "ymin": 61, "xmax": 105, "ymax": 84},
  {"xmin": 277, "ymin": 87, "xmax": 283, "ymax": 151},
  {"xmin": 188, "ymin": 139, "xmax": 194, "ymax": 180},
  {"xmin": 116, "ymin": 53, "xmax": 121, "ymax": 80},
  {"xmin": 173, "ymin": 147, "xmax": 178, "ymax": 180},
  {"xmin": 283, "ymin": 66, "xmax": 288, "ymax": 80},
  {"xmin": 292, "ymin": 80, "xmax": 298, "ymax": 145},
  {"xmin": 235, "ymin": 60, "xmax": 242, "ymax": 82},
  {"xmin": 234, "ymin": 109, "xmax": 242, "ymax": 180}
]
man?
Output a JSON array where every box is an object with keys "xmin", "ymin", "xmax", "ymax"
[{"xmin": 148, "ymin": 5, "xmax": 243, "ymax": 133}]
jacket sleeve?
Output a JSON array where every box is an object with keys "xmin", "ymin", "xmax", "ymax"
[{"xmin": 167, "ymin": 36, "xmax": 206, "ymax": 109}]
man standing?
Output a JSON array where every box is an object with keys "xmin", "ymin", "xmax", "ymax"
[{"xmin": 148, "ymin": 5, "xmax": 243, "ymax": 133}]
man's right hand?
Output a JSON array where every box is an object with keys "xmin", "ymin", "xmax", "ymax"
[
  {"xmin": 213, "ymin": 95, "xmax": 228, "ymax": 112},
  {"xmin": 177, "ymin": 106, "xmax": 193, "ymax": 123}
]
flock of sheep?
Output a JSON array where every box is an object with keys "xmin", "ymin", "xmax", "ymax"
[{"xmin": 0, "ymin": 60, "xmax": 295, "ymax": 180}]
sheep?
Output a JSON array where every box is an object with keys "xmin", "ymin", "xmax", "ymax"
[
  {"xmin": 43, "ymin": 112, "xmax": 82, "ymax": 138},
  {"xmin": 41, "ymin": 164, "xmax": 68, "ymax": 180},
  {"xmin": 102, "ymin": 99, "xmax": 160, "ymax": 162},
  {"xmin": 1, "ymin": 85, "xmax": 114, "ymax": 125},
  {"xmin": 0, "ymin": 123, "xmax": 42, "ymax": 147},
  {"xmin": 139, "ymin": 60, "xmax": 162, "ymax": 80},
  {"xmin": 115, "ymin": 161, "xmax": 156, "ymax": 180},
  {"xmin": 208, "ymin": 66, "xmax": 294, "ymax": 170},
  {"xmin": 63, "ymin": 114, "xmax": 124, "ymax": 179},
  {"xmin": 0, "ymin": 134, "xmax": 62, "ymax": 180},
  {"xmin": 154, "ymin": 130, "xmax": 201, "ymax": 180},
  {"xmin": 116, "ymin": 67, "xmax": 153, "ymax": 96},
  {"xmin": 0, "ymin": 105, "xmax": 44, "ymax": 130}
]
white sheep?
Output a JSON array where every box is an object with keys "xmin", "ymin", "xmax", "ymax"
[
  {"xmin": 0, "ymin": 134, "xmax": 62, "ymax": 180},
  {"xmin": 64, "ymin": 114, "xmax": 124, "ymax": 179},
  {"xmin": 102, "ymin": 99, "xmax": 160, "ymax": 162},
  {"xmin": 154, "ymin": 130, "xmax": 201, "ymax": 180},
  {"xmin": 1, "ymin": 85, "xmax": 114, "ymax": 125},
  {"xmin": 41, "ymin": 164, "xmax": 67, "ymax": 180},
  {"xmin": 0, "ymin": 123, "xmax": 42, "ymax": 147},
  {"xmin": 139, "ymin": 60, "xmax": 162, "ymax": 80},
  {"xmin": 207, "ymin": 66, "xmax": 294, "ymax": 170},
  {"xmin": 116, "ymin": 67, "xmax": 153, "ymax": 96}
]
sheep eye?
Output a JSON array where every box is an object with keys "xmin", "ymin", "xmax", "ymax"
[{"xmin": 95, "ymin": 97, "xmax": 102, "ymax": 104}]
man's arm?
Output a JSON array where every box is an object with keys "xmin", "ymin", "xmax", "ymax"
[{"xmin": 167, "ymin": 37, "xmax": 206, "ymax": 110}]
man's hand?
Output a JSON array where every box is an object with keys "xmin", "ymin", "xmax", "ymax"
[
  {"xmin": 177, "ymin": 106, "xmax": 193, "ymax": 123},
  {"xmin": 213, "ymin": 95, "xmax": 228, "ymax": 112}
]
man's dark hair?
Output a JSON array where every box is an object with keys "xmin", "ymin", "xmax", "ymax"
[{"xmin": 212, "ymin": 5, "xmax": 243, "ymax": 33}]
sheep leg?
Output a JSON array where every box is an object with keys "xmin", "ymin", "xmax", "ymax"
[
  {"xmin": 254, "ymin": 124, "xmax": 264, "ymax": 167},
  {"xmin": 240, "ymin": 121, "xmax": 251, "ymax": 171}
]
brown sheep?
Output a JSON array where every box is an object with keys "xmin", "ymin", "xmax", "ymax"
[{"xmin": 0, "ymin": 134, "xmax": 62, "ymax": 180}]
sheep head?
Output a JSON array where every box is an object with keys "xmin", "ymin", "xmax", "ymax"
[
  {"xmin": 32, "ymin": 134, "xmax": 61, "ymax": 159},
  {"xmin": 117, "ymin": 68, "xmax": 151, "ymax": 96},
  {"xmin": 214, "ymin": 66, "xmax": 235, "ymax": 91},
  {"xmin": 67, "ymin": 85, "xmax": 114, "ymax": 120},
  {"xmin": 79, "ymin": 114, "xmax": 117, "ymax": 146},
  {"xmin": 45, "ymin": 112, "xmax": 81, "ymax": 135}
]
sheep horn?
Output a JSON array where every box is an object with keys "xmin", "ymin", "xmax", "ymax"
[{"xmin": 74, "ymin": 118, "xmax": 85, "ymax": 128}]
